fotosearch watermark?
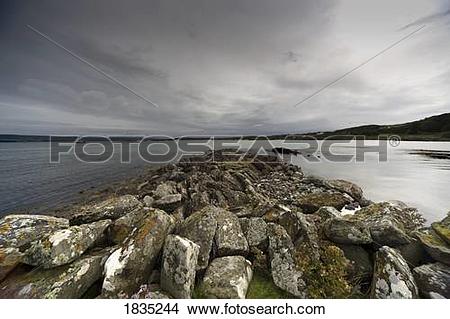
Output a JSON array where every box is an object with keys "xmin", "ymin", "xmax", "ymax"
[{"xmin": 48, "ymin": 135, "xmax": 402, "ymax": 164}]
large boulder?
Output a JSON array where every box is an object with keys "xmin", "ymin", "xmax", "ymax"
[
  {"xmin": 325, "ymin": 179, "xmax": 363, "ymax": 200},
  {"xmin": 160, "ymin": 235, "xmax": 199, "ymax": 299},
  {"xmin": 215, "ymin": 208, "xmax": 249, "ymax": 256},
  {"xmin": 24, "ymin": 220, "xmax": 111, "ymax": 268},
  {"xmin": 0, "ymin": 215, "xmax": 69, "ymax": 250},
  {"xmin": 71, "ymin": 195, "xmax": 142, "ymax": 225},
  {"xmin": 0, "ymin": 248, "xmax": 24, "ymax": 282},
  {"xmin": 266, "ymin": 223, "xmax": 306, "ymax": 297},
  {"xmin": 0, "ymin": 249, "xmax": 111, "ymax": 298},
  {"xmin": 296, "ymin": 192, "xmax": 352, "ymax": 214},
  {"xmin": 109, "ymin": 208, "xmax": 148, "ymax": 244},
  {"xmin": 370, "ymin": 246, "xmax": 419, "ymax": 299},
  {"xmin": 240, "ymin": 217, "xmax": 268, "ymax": 247},
  {"xmin": 413, "ymin": 263, "xmax": 450, "ymax": 298},
  {"xmin": 415, "ymin": 230, "xmax": 450, "ymax": 266},
  {"xmin": 102, "ymin": 209, "xmax": 174, "ymax": 298},
  {"xmin": 177, "ymin": 206, "xmax": 219, "ymax": 270},
  {"xmin": 324, "ymin": 218, "xmax": 372, "ymax": 245},
  {"xmin": 199, "ymin": 256, "xmax": 253, "ymax": 299}
]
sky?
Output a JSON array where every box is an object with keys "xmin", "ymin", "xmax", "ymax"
[{"xmin": 0, "ymin": 0, "xmax": 449, "ymax": 136}]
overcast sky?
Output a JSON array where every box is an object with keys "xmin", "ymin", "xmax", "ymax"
[{"xmin": 0, "ymin": 0, "xmax": 449, "ymax": 136}]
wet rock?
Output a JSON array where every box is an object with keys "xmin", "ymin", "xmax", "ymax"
[
  {"xmin": 131, "ymin": 284, "xmax": 171, "ymax": 299},
  {"xmin": 296, "ymin": 192, "xmax": 352, "ymax": 214},
  {"xmin": 267, "ymin": 223, "xmax": 306, "ymax": 297},
  {"xmin": 370, "ymin": 246, "xmax": 418, "ymax": 299},
  {"xmin": 0, "ymin": 249, "xmax": 111, "ymax": 298},
  {"xmin": 431, "ymin": 213, "xmax": 450, "ymax": 245},
  {"xmin": 160, "ymin": 235, "xmax": 199, "ymax": 299},
  {"xmin": 177, "ymin": 206, "xmax": 218, "ymax": 270},
  {"xmin": 71, "ymin": 195, "xmax": 142, "ymax": 224},
  {"xmin": 24, "ymin": 220, "xmax": 111, "ymax": 268},
  {"xmin": 199, "ymin": 256, "xmax": 253, "ymax": 299},
  {"xmin": 241, "ymin": 218, "xmax": 267, "ymax": 247},
  {"xmin": 102, "ymin": 209, "xmax": 174, "ymax": 298},
  {"xmin": 153, "ymin": 194, "xmax": 183, "ymax": 212},
  {"xmin": 413, "ymin": 263, "xmax": 450, "ymax": 298},
  {"xmin": 0, "ymin": 215, "xmax": 69, "ymax": 250},
  {"xmin": 0, "ymin": 248, "xmax": 24, "ymax": 282},
  {"xmin": 415, "ymin": 230, "xmax": 450, "ymax": 266},
  {"xmin": 325, "ymin": 179, "xmax": 363, "ymax": 200},
  {"xmin": 324, "ymin": 218, "xmax": 372, "ymax": 245},
  {"xmin": 215, "ymin": 208, "xmax": 249, "ymax": 256},
  {"xmin": 109, "ymin": 208, "xmax": 148, "ymax": 244}
]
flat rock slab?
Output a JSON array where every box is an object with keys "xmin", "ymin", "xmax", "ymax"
[
  {"xmin": 0, "ymin": 249, "xmax": 111, "ymax": 298},
  {"xmin": 199, "ymin": 256, "xmax": 253, "ymax": 299},
  {"xmin": 215, "ymin": 208, "xmax": 249, "ymax": 256},
  {"xmin": 370, "ymin": 246, "xmax": 418, "ymax": 299},
  {"xmin": 102, "ymin": 209, "xmax": 174, "ymax": 298},
  {"xmin": 25, "ymin": 220, "xmax": 111, "ymax": 268},
  {"xmin": 0, "ymin": 215, "xmax": 69, "ymax": 249},
  {"xmin": 154, "ymin": 194, "xmax": 183, "ymax": 212},
  {"xmin": 413, "ymin": 262, "xmax": 450, "ymax": 299},
  {"xmin": 160, "ymin": 235, "xmax": 199, "ymax": 298}
]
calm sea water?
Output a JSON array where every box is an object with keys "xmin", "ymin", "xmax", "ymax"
[{"xmin": 0, "ymin": 140, "xmax": 449, "ymax": 222}]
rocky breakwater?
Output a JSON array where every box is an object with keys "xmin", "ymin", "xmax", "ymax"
[{"xmin": 0, "ymin": 150, "xmax": 449, "ymax": 299}]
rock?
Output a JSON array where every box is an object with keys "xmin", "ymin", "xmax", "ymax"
[
  {"xmin": 143, "ymin": 196, "xmax": 154, "ymax": 207},
  {"xmin": 266, "ymin": 223, "xmax": 306, "ymax": 297},
  {"xmin": 0, "ymin": 215, "xmax": 69, "ymax": 250},
  {"xmin": 370, "ymin": 246, "xmax": 419, "ymax": 299},
  {"xmin": 24, "ymin": 220, "xmax": 111, "ymax": 268},
  {"xmin": 338, "ymin": 245, "xmax": 373, "ymax": 282},
  {"xmin": 397, "ymin": 240, "xmax": 428, "ymax": 268},
  {"xmin": 413, "ymin": 263, "xmax": 450, "ymax": 298},
  {"xmin": 325, "ymin": 179, "xmax": 363, "ymax": 200},
  {"xmin": 0, "ymin": 249, "xmax": 111, "ymax": 298},
  {"xmin": 153, "ymin": 194, "xmax": 183, "ymax": 212},
  {"xmin": 71, "ymin": 195, "xmax": 142, "ymax": 224},
  {"xmin": 153, "ymin": 182, "xmax": 178, "ymax": 199},
  {"xmin": 102, "ymin": 209, "xmax": 174, "ymax": 298},
  {"xmin": 130, "ymin": 284, "xmax": 171, "ymax": 299},
  {"xmin": 241, "ymin": 218, "xmax": 267, "ymax": 247},
  {"xmin": 431, "ymin": 213, "xmax": 450, "ymax": 245},
  {"xmin": 324, "ymin": 218, "xmax": 372, "ymax": 245},
  {"xmin": 315, "ymin": 206, "xmax": 341, "ymax": 221},
  {"xmin": 109, "ymin": 208, "xmax": 148, "ymax": 244},
  {"xmin": 0, "ymin": 248, "xmax": 24, "ymax": 282},
  {"xmin": 177, "ymin": 206, "xmax": 218, "ymax": 270},
  {"xmin": 199, "ymin": 256, "xmax": 253, "ymax": 299},
  {"xmin": 215, "ymin": 208, "xmax": 249, "ymax": 256},
  {"xmin": 160, "ymin": 235, "xmax": 199, "ymax": 299},
  {"xmin": 415, "ymin": 230, "xmax": 450, "ymax": 266},
  {"xmin": 367, "ymin": 216, "xmax": 413, "ymax": 246},
  {"xmin": 296, "ymin": 192, "xmax": 352, "ymax": 214},
  {"xmin": 263, "ymin": 208, "xmax": 300, "ymax": 240}
]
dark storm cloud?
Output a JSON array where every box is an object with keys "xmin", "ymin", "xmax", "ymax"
[{"xmin": 0, "ymin": 0, "xmax": 449, "ymax": 136}]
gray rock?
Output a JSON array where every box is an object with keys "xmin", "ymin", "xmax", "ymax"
[
  {"xmin": 199, "ymin": 256, "xmax": 252, "ymax": 299},
  {"xmin": 0, "ymin": 248, "xmax": 24, "ymax": 282},
  {"xmin": 160, "ymin": 235, "xmax": 199, "ymax": 299},
  {"xmin": 370, "ymin": 246, "xmax": 419, "ymax": 299},
  {"xmin": 0, "ymin": 214, "xmax": 69, "ymax": 249},
  {"xmin": 413, "ymin": 263, "xmax": 450, "ymax": 298},
  {"xmin": 338, "ymin": 245, "xmax": 373, "ymax": 281},
  {"xmin": 431, "ymin": 213, "xmax": 450, "ymax": 245},
  {"xmin": 324, "ymin": 218, "xmax": 372, "ymax": 245},
  {"xmin": 71, "ymin": 195, "xmax": 142, "ymax": 224},
  {"xmin": 177, "ymin": 206, "xmax": 218, "ymax": 270},
  {"xmin": 325, "ymin": 179, "xmax": 363, "ymax": 200},
  {"xmin": 143, "ymin": 196, "xmax": 154, "ymax": 207},
  {"xmin": 0, "ymin": 249, "xmax": 111, "ymax": 298},
  {"xmin": 215, "ymin": 208, "xmax": 249, "ymax": 256},
  {"xmin": 267, "ymin": 223, "xmax": 306, "ymax": 297},
  {"xmin": 109, "ymin": 208, "xmax": 148, "ymax": 244},
  {"xmin": 397, "ymin": 240, "xmax": 428, "ymax": 268},
  {"xmin": 24, "ymin": 220, "xmax": 111, "ymax": 268},
  {"xmin": 243, "ymin": 218, "xmax": 267, "ymax": 247},
  {"xmin": 130, "ymin": 284, "xmax": 171, "ymax": 299},
  {"xmin": 315, "ymin": 206, "xmax": 341, "ymax": 221},
  {"xmin": 368, "ymin": 215, "xmax": 413, "ymax": 246},
  {"xmin": 153, "ymin": 194, "xmax": 183, "ymax": 212},
  {"xmin": 153, "ymin": 182, "xmax": 178, "ymax": 199},
  {"xmin": 296, "ymin": 192, "xmax": 352, "ymax": 214},
  {"xmin": 415, "ymin": 230, "xmax": 450, "ymax": 266},
  {"xmin": 102, "ymin": 209, "xmax": 174, "ymax": 298}
]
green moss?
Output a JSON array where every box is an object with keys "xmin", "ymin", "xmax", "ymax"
[
  {"xmin": 246, "ymin": 271, "xmax": 291, "ymax": 299},
  {"xmin": 432, "ymin": 223, "xmax": 450, "ymax": 244}
]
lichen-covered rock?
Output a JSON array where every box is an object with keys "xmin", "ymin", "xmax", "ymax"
[
  {"xmin": 177, "ymin": 206, "xmax": 218, "ymax": 270},
  {"xmin": 413, "ymin": 263, "xmax": 450, "ymax": 298},
  {"xmin": 130, "ymin": 284, "xmax": 171, "ymax": 299},
  {"xmin": 267, "ymin": 223, "xmax": 306, "ymax": 297},
  {"xmin": 324, "ymin": 218, "xmax": 372, "ymax": 245},
  {"xmin": 109, "ymin": 208, "xmax": 148, "ymax": 244},
  {"xmin": 24, "ymin": 220, "xmax": 111, "ymax": 268},
  {"xmin": 143, "ymin": 196, "xmax": 154, "ymax": 207},
  {"xmin": 153, "ymin": 194, "xmax": 183, "ymax": 212},
  {"xmin": 215, "ymin": 208, "xmax": 249, "ymax": 256},
  {"xmin": 0, "ymin": 249, "xmax": 111, "ymax": 298},
  {"xmin": 241, "ymin": 218, "xmax": 267, "ymax": 247},
  {"xmin": 153, "ymin": 181, "xmax": 179, "ymax": 199},
  {"xmin": 199, "ymin": 256, "xmax": 253, "ymax": 299},
  {"xmin": 0, "ymin": 215, "xmax": 69, "ymax": 250},
  {"xmin": 296, "ymin": 192, "xmax": 352, "ymax": 214},
  {"xmin": 368, "ymin": 216, "xmax": 413, "ymax": 246},
  {"xmin": 0, "ymin": 248, "xmax": 24, "ymax": 282},
  {"xmin": 315, "ymin": 206, "xmax": 341, "ymax": 221},
  {"xmin": 325, "ymin": 179, "xmax": 363, "ymax": 200},
  {"xmin": 71, "ymin": 195, "xmax": 142, "ymax": 225},
  {"xmin": 415, "ymin": 230, "xmax": 450, "ymax": 266},
  {"xmin": 102, "ymin": 209, "xmax": 174, "ymax": 298},
  {"xmin": 263, "ymin": 207, "xmax": 300, "ymax": 240},
  {"xmin": 160, "ymin": 235, "xmax": 199, "ymax": 298},
  {"xmin": 431, "ymin": 213, "xmax": 450, "ymax": 245},
  {"xmin": 370, "ymin": 246, "xmax": 419, "ymax": 299}
]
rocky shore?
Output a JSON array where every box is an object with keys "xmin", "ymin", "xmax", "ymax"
[{"xmin": 0, "ymin": 150, "xmax": 449, "ymax": 299}]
